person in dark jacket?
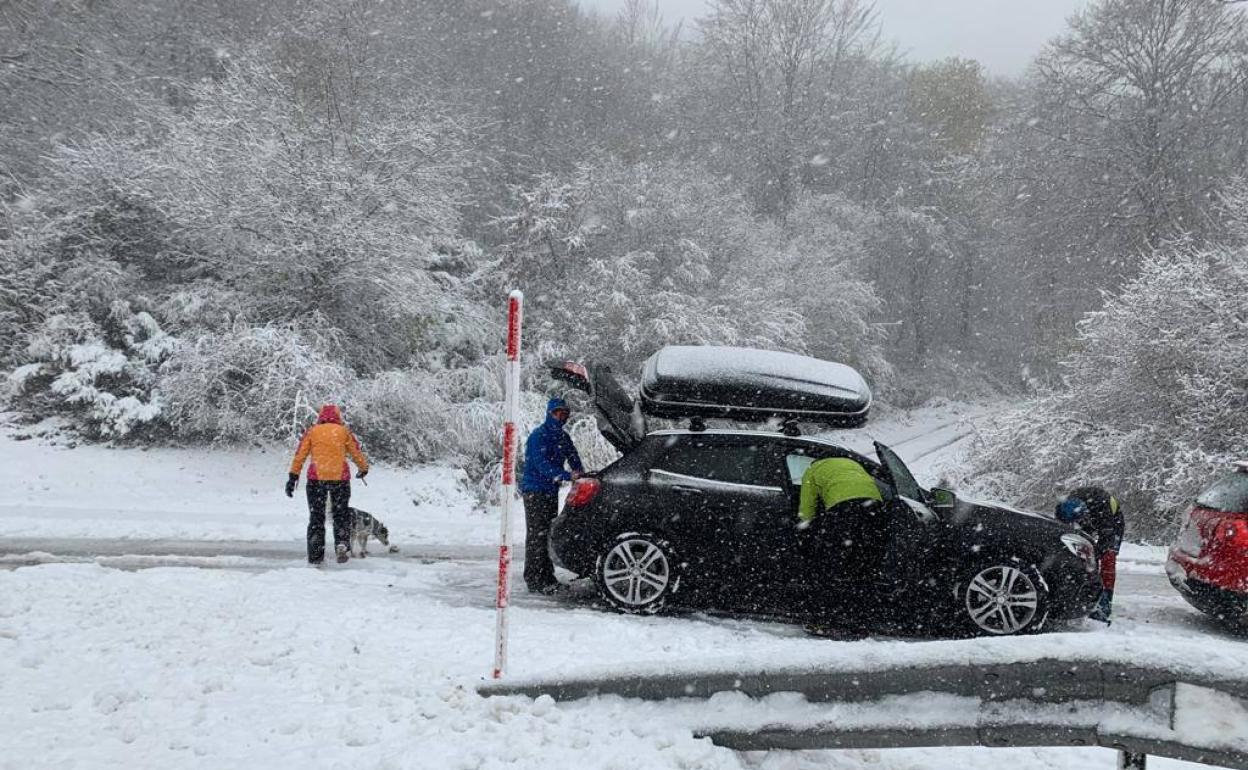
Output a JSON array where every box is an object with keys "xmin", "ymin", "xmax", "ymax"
[
  {"xmin": 1056, "ymin": 486, "xmax": 1124, "ymax": 624},
  {"xmin": 519, "ymin": 398, "xmax": 584, "ymax": 594}
]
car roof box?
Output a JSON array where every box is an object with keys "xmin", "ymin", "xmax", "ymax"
[{"xmin": 639, "ymin": 346, "xmax": 871, "ymax": 428}]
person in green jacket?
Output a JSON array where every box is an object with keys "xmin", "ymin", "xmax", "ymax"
[
  {"xmin": 797, "ymin": 457, "xmax": 884, "ymax": 526},
  {"xmin": 796, "ymin": 456, "xmax": 889, "ymax": 637}
]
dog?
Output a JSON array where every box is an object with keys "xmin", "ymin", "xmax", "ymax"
[{"xmin": 348, "ymin": 507, "xmax": 399, "ymax": 558}]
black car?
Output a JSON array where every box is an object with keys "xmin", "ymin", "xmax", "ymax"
[{"xmin": 546, "ymin": 353, "xmax": 1101, "ymax": 636}]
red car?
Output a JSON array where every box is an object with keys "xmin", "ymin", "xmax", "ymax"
[{"xmin": 1167, "ymin": 461, "xmax": 1248, "ymax": 630}]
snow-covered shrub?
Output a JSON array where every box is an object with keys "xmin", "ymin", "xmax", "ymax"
[
  {"xmin": 966, "ymin": 246, "xmax": 1248, "ymax": 539},
  {"xmin": 2, "ymin": 59, "xmax": 497, "ymax": 449},
  {"xmin": 159, "ymin": 324, "xmax": 351, "ymax": 443},
  {"xmin": 347, "ymin": 365, "xmax": 503, "ymax": 470},
  {"xmin": 10, "ymin": 304, "xmax": 174, "ymax": 438},
  {"xmin": 2, "ymin": 201, "xmax": 181, "ymax": 438}
]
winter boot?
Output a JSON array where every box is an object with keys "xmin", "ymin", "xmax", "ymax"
[
  {"xmin": 335, "ymin": 544, "xmax": 349, "ymax": 564},
  {"xmin": 1088, "ymin": 589, "xmax": 1113, "ymax": 625}
]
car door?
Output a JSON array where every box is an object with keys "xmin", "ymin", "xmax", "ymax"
[
  {"xmin": 732, "ymin": 445, "xmax": 825, "ymax": 608},
  {"xmin": 873, "ymin": 441, "xmax": 943, "ymax": 586},
  {"xmin": 645, "ymin": 435, "xmax": 787, "ymax": 592}
]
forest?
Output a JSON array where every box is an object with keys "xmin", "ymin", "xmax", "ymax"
[{"xmin": 3, "ymin": 0, "xmax": 1247, "ymax": 536}]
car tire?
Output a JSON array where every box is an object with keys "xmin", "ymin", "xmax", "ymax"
[
  {"xmin": 594, "ymin": 532, "xmax": 682, "ymax": 615},
  {"xmin": 955, "ymin": 557, "xmax": 1050, "ymax": 636}
]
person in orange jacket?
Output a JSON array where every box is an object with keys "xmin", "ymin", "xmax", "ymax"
[{"xmin": 287, "ymin": 404, "xmax": 370, "ymax": 564}]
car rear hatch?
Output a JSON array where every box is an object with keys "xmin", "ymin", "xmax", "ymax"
[
  {"xmin": 1173, "ymin": 468, "xmax": 1248, "ymax": 591},
  {"xmin": 639, "ymin": 346, "xmax": 871, "ymax": 428},
  {"xmin": 548, "ymin": 360, "xmax": 646, "ymax": 452}
]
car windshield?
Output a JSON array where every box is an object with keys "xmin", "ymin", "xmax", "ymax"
[{"xmin": 1196, "ymin": 471, "xmax": 1248, "ymax": 513}]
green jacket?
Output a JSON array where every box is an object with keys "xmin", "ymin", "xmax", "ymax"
[{"xmin": 798, "ymin": 457, "xmax": 883, "ymax": 523}]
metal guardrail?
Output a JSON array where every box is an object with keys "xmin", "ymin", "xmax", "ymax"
[
  {"xmin": 479, "ymin": 657, "xmax": 1248, "ymax": 769},
  {"xmin": 701, "ymin": 710, "xmax": 1248, "ymax": 770}
]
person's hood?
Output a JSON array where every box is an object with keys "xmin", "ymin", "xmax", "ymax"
[
  {"xmin": 546, "ymin": 397, "xmax": 568, "ymax": 415},
  {"xmin": 318, "ymin": 405, "xmax": 343, "ymax": 424}
]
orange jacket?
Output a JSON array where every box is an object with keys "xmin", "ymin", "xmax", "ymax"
[{"xmin": 289, "ymin": 405, "xmax": 369, "ymax": 482}]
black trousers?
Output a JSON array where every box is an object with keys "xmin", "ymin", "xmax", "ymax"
[
  {"xmin": 522, "ymin": 493, "xmax": 559, "ymax": 590},
  {"xmin": 803, "ymin": 498, "xmax": 890, "ymax": 582},
  {"xmin": 306, "ymin": 480, "xmax": 351, "ymax": 563}
]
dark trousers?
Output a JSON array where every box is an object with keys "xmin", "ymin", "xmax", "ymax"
[
  {"xmin": 804, "ymin": 499, "xmax": 890, "ymax": 582},
  {"xmin": 522, "ymin": 493, "xmax": 559, "ymax": 590},
  {"xmin": 306, "ymin": 480, "xmax": 351, "ymax": 563}
]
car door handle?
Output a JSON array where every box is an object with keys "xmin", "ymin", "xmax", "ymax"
[{"xmin": 672, "ymin": 485, "xmax": 704, "ymax": 497}]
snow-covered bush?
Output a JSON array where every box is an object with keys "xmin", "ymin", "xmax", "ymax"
[
  {"xmin": 2, "ymin": 202, "xmax": 182, "ymax": 439},
  {"xmin": 2, "ymin": 59, "xmax": 496, "ymax": 451},
  {"xmin": 158, "ymin": 323, "xmax": 352, "ymax": 443},
  {"xmin": 10, "ymin": 305, "xmax": 174, "ymax": 438},
  {"xmin": 56, "ymin": 60, "xmax": 481, "ymax": 375},
  {"xmin": 347, "ymin": 364, "xmax": 503, "ymax": 470},
  {"xmin": 966, "ymin": 246, "xmax": 1248, "ymax": 539}
]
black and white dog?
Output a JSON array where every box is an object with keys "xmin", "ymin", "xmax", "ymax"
[{"xmin": 348, "ymin": 507, "xmax": 399, "ymax": 558}]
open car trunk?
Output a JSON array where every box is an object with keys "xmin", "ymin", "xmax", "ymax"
[
  {"xmin": 640, "ymin": 346, "xmax": 871, "ymax": 428},
  {"xmin": 548, "ymin": 361, "xmax": 647, "ymax": 452},
  {"xmin": 549, "ymin": 346, "xmax": 872, "ymax": 451}
]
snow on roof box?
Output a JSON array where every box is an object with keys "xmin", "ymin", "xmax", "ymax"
[{"xmin": 640, "ymin": 346, "xmax": 871, "ymax": 428}]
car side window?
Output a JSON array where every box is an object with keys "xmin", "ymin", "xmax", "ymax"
[
  {"xmin": 786, "ymin": 451, "xmax": 894, "ymax": 500},
  {"xmin": 785, "ymin": 454, "xmax": 816, "ymax": 485},
  {"xmin": 653, "ymin": 443, "xmax": 773, "ymax": 487}
]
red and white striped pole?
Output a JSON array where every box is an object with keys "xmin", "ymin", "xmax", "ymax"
[{"xmin": 493, "ymin": 290, "xmax": 523, "ymax": 679}]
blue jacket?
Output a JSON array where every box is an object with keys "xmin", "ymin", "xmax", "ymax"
[{"xmin": 520, "ymin": 415, "xmax": 584, "ymax": 495}]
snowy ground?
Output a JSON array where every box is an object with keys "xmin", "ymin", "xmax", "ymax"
[{"xmin": 3, "ymin": 401, "xmax": 1246, "ymax": 769}]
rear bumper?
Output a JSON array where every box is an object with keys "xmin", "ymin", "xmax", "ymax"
[
  {"xmin": 549, "ymin": 511, "xmax": 598, "ymax": 577},
  {"xmin": 1167, "ymin": 557, "xmax": 1248, "ymax": 625}
]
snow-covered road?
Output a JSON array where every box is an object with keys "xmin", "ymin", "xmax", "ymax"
[{"xmin": 0, "ymin": 536, "xmax": 1214, "ymax": 645}]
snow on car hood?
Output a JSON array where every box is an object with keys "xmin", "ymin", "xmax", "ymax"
[{"xmin": 956, "ymin": 495, "xmax": 1056, "ymax": 523}]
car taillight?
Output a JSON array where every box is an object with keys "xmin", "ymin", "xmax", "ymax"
[
  {"xmin": 565, "ymin": 478, "xmax": 601, "ymax": 509},
  {"xmin": 1214, "ymin": 515, "xmax": 1248, "ymax": 549}
]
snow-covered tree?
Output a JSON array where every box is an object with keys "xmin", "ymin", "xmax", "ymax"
[
  {"xmin": 967, "ymin": 213, "xmax": 1248, "ymax": 538},
  {"xmin": 3, "ymin": 59, "xmax": 496, "ymax": 448},
  {"xmin": 492, "ymin": 161, "xmax": 893, "ymax": 382}
]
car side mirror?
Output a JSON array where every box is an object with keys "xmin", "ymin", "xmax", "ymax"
[{"xmin": 931, "ymin": 487, "xmax": 956, "ymax": 509}]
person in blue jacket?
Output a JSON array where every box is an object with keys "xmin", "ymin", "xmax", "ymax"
[{"xmin": 520, "ymin": 398, "xmax": 584, "ymax": 593}]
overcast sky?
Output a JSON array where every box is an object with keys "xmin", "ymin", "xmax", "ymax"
[{"xmin": 581, "ymin": 0, "xmax": 1089, "ymax": 76}]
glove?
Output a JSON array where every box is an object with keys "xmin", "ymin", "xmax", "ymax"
[
  {"xmin": 356, "ymin": 469, "xmax": 368, "ymax": 480},
  {"xmin": 1089, "ymin": 589, "xmax": 1113, "ymax": 624},
  {"xmin": 285, "ymin": 473, "xmax": 298, "ymax": 498}
]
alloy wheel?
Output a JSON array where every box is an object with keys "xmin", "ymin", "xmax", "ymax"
[
  {"xmin": 601, "ymin": 538, "xmax": 671, "ymax": 607},
  {"xmin": 964, "ymin": 564, "xmax": 1040, "ymax": 635}
]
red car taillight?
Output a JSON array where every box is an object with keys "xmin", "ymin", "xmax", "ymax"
[
  {"xmin": 565, "ymin": 478, "xmax": 601, "ymax": 509},
  {"xmin": 1214, "ymin": 515, "xmax": 1248, "ymax": 549}
]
